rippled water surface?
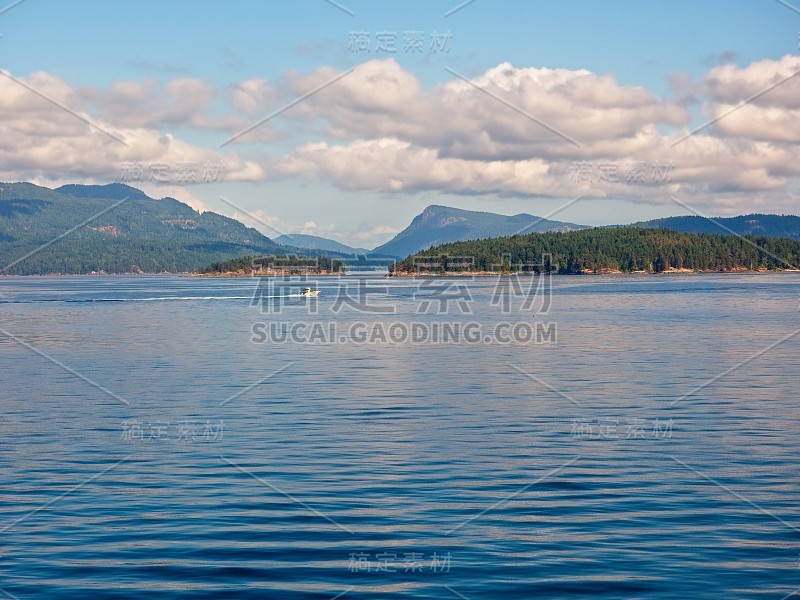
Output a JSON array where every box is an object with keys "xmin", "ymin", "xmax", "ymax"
[{"xmin": 1, "ymin": 274, "xmax": 799, "ymax": 599}]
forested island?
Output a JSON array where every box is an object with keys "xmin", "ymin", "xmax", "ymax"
[
  {"xmin": 390, "ymin": 228, "xmax": 800, "ymax": 275},
  {"xmin": 199, "ymin": 254, "xmax": 344, "ymax": 276}
]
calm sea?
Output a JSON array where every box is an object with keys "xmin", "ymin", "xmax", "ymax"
[{"xmin": 1, "ymin": 273, "xmax": 798, "ymax": 599}]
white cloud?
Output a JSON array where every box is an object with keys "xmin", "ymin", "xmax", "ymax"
[
  {"xmin": 276, "ymin": 137, "xmax": 581, "ymax": 197},
  {"xmin": 0, "ymin": 70, "xmax": 265, "ymax": 186},
  {"xmin": 267, "ymin": 57, "xmax": 800, "ymax": 213},
  {"xmin": 350, "ymin": 224, "xmax": 399, "ymax": 246},
  {"xmin": 3, "ymin": 55, "xmax": 800, "ymax": 217},
  {"xmin": 229, "ymin": 77, "xmax": 279, "ymax": 116},
  {"xmin": 706, "ymin": 55, "xmax": 800, "ymax": 108},
  {"xmin": 279, "ymin": 59, "xmax": 688, "ymax": 160}
]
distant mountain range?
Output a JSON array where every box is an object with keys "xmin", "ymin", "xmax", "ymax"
[
  {"xmin": 627, "ymin": 214, "xmax": 800, "ymax": 240},
  {"xmin": 371, "ymin": 208, "xmax": 800, "ymax": 258},
  {"xmin": 274, "ymin": 233, "xmax": 371, "ymax": 256},
  {"xmin": 0, "ymin": 182, "xmax": 286, "ymax": 274},
  {"xmin": 3, "ymin": 181, "xmax": 800, "ymax": 274},
  {"xmin": 372, "ymin": 205, "xmax": 587, "ymax": 258}
]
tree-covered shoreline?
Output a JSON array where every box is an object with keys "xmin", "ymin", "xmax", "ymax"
[
  {"xmin": 392, "ymin": 228, "xmax": 800, "ymax": 275},
  {"xmin": 199, "ymin": 254, "xmax": 344, "ymax": 275}
]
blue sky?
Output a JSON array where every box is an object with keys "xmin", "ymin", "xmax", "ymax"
[{"xmin": 2, "ymin": 0, "xmax": 799, "ymax": 247}]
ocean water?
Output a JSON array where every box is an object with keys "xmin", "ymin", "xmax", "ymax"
[{"xmin": 0, "ymin": 273, "xmax": 798, "ymax": 599}]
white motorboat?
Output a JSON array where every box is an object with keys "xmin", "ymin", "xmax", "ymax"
[{"xmin": 301, "ymin": 288, "xmax": 320, "ymax": 297}]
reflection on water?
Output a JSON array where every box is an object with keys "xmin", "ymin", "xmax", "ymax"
[{"xmin": 0, "ymin": 273, "xmax": 798, "ymax": 598}]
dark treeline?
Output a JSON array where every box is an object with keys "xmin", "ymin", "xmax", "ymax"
[
  {"xmin": 201, "ymin": 254, "xmax": 344, "ymax": 274},
  {"xmin": 393, "ymin": 227, "xmax": 800, "ymax": 274},
  {"xmin": 0, "ymin": 239, "xmax": 270, "ymax": 275}
]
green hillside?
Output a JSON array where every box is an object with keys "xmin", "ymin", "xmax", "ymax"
[{"xmin": 0, "ymin": 183, "xmax": 284, "ymax": 274}]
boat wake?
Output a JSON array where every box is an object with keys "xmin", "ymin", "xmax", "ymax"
[{"xmin": 0, "ymin": 294, "xmax": 313, "ymax": 304}]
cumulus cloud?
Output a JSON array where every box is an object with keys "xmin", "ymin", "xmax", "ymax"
[
  {"xmin": 276, "ymin": 59, "xmax": 687, "ymax": 161},
  {"xmin": 268, "ymin": 57, "xmax": 800, "ymax": 211},
  {"xmin": 3, "ymin": 55, "xmax": 800, "ymax": 216},
  {"xmin": 299, "ymin": 220, "xmax": 330, "ymax": 234},
  {"xmin": 700, "ymin": 55, "xmax": 800, "ymax": 142},
  {"xmin": 0, "ymin": 70, "xmax": 264, "ymax": 186},
  {"xmin": 229, "ymin": 77, "xmax": 278, "ymax": 116},
  {"xmin": 277, "ymin": 138, "xmax": 582, "ymax": 197},
  {"xmin": 705, "ymin": 55, "xmax": 800, "ymax": 108},
  {"xmin": 350, "ymin": 224, "xmax": 399, "ymax": 246}
]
